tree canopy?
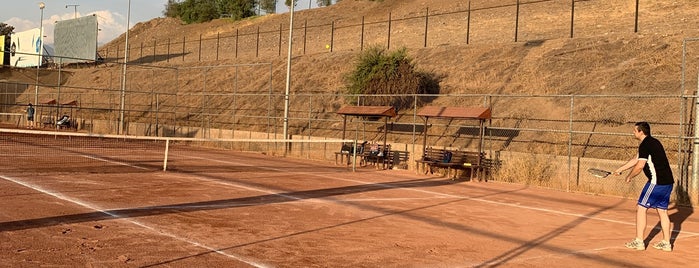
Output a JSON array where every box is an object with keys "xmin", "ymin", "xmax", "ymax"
[
  {"xmin": 164, "ymin": 0, "xmax": 339, "ymax": 23},
  {"xmin": 164, "ymin": 0, "xmax": 257, "ymax": 24},
  {"xmin": 0, "ymin": 23, "xmax": 15, "ymax": 36}
]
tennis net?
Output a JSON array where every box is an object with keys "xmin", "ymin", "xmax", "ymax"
[{"xmin": 0, "ymin": 128, "xmax": 354, "ymax": 174}]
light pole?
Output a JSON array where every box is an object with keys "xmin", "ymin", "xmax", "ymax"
[
  {"xmin": 66, "ymin": 4, "xmax": 79, "ymax": 19},
  {"xmin": 283, "ymin": 2, "xmax": 295, "ymax": 155},
  {"xmin": 119, "ymin": 0, "xmax": 131, "ymax": 135},
  {"xmin": 34, "ymin": 2, "xmax": 45, "ymax": 106}
]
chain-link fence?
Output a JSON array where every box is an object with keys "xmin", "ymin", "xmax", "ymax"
[
  {"xmin": 97, "ymin": 0, "xmax": 661, "ymax": 64},
  {"xmin": 2, "ymin": 77, "xmax": 698, "ymax": 204}
]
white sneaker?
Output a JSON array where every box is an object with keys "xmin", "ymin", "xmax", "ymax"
[
  {"xmin": 624, "ymin": 238, "xmax": 645, "ymax": 250},
  {"xmin": 652, "ymin": 240, "xmax": 672, "ymax": 252}
]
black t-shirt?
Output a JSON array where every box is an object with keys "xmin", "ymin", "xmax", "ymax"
[{"xmin": 638, "ymin": 136, "xmax": 674, "ymax": 185}]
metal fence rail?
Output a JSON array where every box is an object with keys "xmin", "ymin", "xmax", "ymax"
[
  {"xmin": 2, "ymin": 84, "xmax": 698, "ymax": 205},
  {"xmin": 97, "ymin": 0, "xmax": 654, "ymax": 64}
]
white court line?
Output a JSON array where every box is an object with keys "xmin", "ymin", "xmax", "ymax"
[
  {"xmin": 502, "ymin": 232, "xmax": 699, "ymax": 265},
  {"xmin": 81, "ymin": 155, "xmax": 150, "ymax": 170},
  {"xmin": 180, "ymin": 154, "xmax": 699, "ymax": 237},
  {"xmin": 0, "ymin": 174, "xmax": 270, "ymax": 268}
]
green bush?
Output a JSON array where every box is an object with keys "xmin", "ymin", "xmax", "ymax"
[
  {"xmin": 164, "ymin": 0, "xmax": 256, "ymax": 24},
  {"xmin": 344, "ymin": 46, "xmax": 440, "ymax": 111}
]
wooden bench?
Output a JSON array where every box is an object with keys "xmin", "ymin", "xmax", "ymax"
[
  {"xmin": 416, "ymin": 147, "xmax": 484, "ymax": 180},
  {"xmin": 361, "ymin": 144, "xmax": 392, "ymax": 169},
  {"xmin": 57, "ymin": 118, "xmax": 77, "ymax": 130},
  {"xmin": 479, "ymin": 157, "xmax": 502, "ymax": 181},
  {"xmin": 334, "ymin": 142, "xmax": 367, "ymax": 166}
]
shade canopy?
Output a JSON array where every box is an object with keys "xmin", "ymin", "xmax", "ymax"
[
  {"xmin": 336, "ymin": 106, "xmax": 396, "ymax": 118},
  {"xmin": 40, "ymin": 99, "xmax": 57, "ymax": 105},
  {"xmin": 61, "ymin": 100, "xmax": 77, "ymax": 106},
  {"xmin": 336, "ymin": 106, "xmax": 396, "ymax": 157},
  {"xmin": 417, "ymin": 106, "xmax": 491, "ymax": 120},
  {"xmin": 417, "ymin": 106, "xmax": 491, "ymax": 160}
]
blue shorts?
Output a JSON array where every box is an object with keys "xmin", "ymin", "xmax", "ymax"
[{"xmin": 637, "ymin": 182, "xmax": 673, "ymax": 210}]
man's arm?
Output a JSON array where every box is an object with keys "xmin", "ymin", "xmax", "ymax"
[
  {"xmin": 624, "ymin": 159, "xmax": 646, "ymax": 183},
  {"xmin": 614, "ymin": 155, "xmax": 639, "ymax": 174}
]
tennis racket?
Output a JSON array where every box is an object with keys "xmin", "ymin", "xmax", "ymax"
[{"xmin": 587, "ymin": 168, "xmax": 614, "ymax": 178}]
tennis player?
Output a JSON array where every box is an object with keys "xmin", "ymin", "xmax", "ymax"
[{"xmin": 614, "ymin": 122, "xmax": 674, "ymax": 251}]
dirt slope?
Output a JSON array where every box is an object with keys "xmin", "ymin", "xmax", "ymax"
[{"xmin": 97, "ymin": 0, "xmax": 699, "ymax": 96}]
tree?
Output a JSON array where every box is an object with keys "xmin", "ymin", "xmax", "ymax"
[
  {"xmin": 317, "ymin": 0, "xmax": 332, "ymax": 7},
  {"xmin": 344, "ymin": 46, "xmax": 440, "ymax": 110},
  {"xmin": 259, "ymin": 0, "xmax": 277, "ymax": 14},
  {"xmin": 285, "ymin": 0, "xmax": 298, "ymax": 7},
  {"xmin": 0, "ymin": 23, "xmax": 15, "ymax": 36},
  {"xmin": 177, "ymin": 0, "xmax": 219, "ymax": 23},
  {"xmin": 163, "ymin": 0, "xmax": 181, "ymax": 18},
  {"xmin": 162, "ymin": 0, "xmax": 256, "ymax": 23},
  {"xmin": 220, "ymin": 0, "xmax": 256, "ymax": 20}
]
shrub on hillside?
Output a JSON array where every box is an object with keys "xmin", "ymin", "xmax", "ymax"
[{"xmin": 344, "ymin": 46, "xmax": 440, "ymax": 111}]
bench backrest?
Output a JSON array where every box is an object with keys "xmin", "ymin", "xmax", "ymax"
[
  {"xmin": 340, "ymin": 142, "xmax": 370, "ymax": 154},
  {"xmin": 422, "ymin": 147, "xmax": 483, "ymax": 164},
  {"xmin": 449, "ymin": 151, "xmax": 482, "ymax": 165}
]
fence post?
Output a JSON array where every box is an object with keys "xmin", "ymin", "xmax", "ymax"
[
  {"xmin": 152, "ymin": 39, "xmax": 156, "ymax": 64},
  {"xmin": 570, "ymin": 0, "xmax": 575, "ymax": 38},
  {"xmin": 634, "ymin": 0, "xmax": 640, "ymax": 32},
  {"xmin": 467, "ymin": 1, "xmax": 471, "ymax": 44},
  {"xmin": 256, "ymin": 26, "xmax": 260, "ymax": 57},
  {"xmin": 198, "ymin": 33, "xmax": 202, "ymax": 62},
  {"xmin": 167, "ymin": 38, "xmax": 170, "ymax": 63},
  {"xmin": 693, "ymin": 72, "xmax": 699, "ymax": 205},
  {"xmin": 303, "ymin": 19, "xmax": 307, "ymax": 55},
  {"xmin": 361, "ymin": 16, "xmax": 365, "ymax": 51},
  {"xmin": 568, "ymin": 95, "xmax": 574, "ymax": 192},
  {"xmin": 279, "ymin": 23, "xmax": 283, "ymax": 56},
  {"xmin": 182, "ymin": 36, "xmax": 186, "ymax": 61},
  {"xmin": 387, "ymin": 12, "xmax": 392, "ymax": 49},
  {"xmin": 515, "ymin": 0, "xmax": 520, "ymax": 42},
  {"xmin": 140, "ymin": 42, "xmax": 143, "ymax": 63},
  {"xmin": 235, "ymin": 29, "xmax": 239, "ymax": 58},
  {"xmin": 424, "ymin": 7, "xmax": 429, "ymax": 47},
  {"xmin": 330, "ymin": 21, "xmax": 335, "ymax": 52},
  {"xmin": 216, "ymin": 32, "xmax": 220, "ymax": 60}
]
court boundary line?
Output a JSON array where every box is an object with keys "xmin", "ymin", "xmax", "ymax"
[
  {"xmin": 177, "ymin": 154, "xmax": 697, "ymax": 265},
  {"xmin": 81, "ymin": 155, "xmax": 150, "ymax": 170},
  {"xmin": 4, "ymin": 151, "xmax": 696, "ymax": 266},
  {"xmin": 502, "ymin": 233, "xmax": 699, "ymax": 265},
  {"xmin": 0, "ymin": 174, "xmax": 270, "ymax": 268},
  {"xmin": 180, "ymin": 153, "xmax": 699, "ymax": 237},
  {"xmin": 77, "ymin": 150, "xmax": 699, "ymax": 239}
]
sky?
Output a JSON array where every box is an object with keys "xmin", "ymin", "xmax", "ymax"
[{"xmin": 1, "ymin": 0, "xmax": 320, "ymax": 46}]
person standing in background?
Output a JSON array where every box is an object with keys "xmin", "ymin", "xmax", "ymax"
[{"xmin": 26, "ymin": 103, "xmax": 35, "ymax": 129}]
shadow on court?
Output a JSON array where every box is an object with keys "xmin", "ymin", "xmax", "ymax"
[
  {"xmin": 473, "ymin": 197, "xmax": 631, "ymax": 267},
  {"xmin": 0, "ymin": 177, "xmax": 457, "ymax": 232},
  {"xmin": 646, "ymin": 204, "xmax": 694, "ymax": 245},
  {"xmin": 141, "ymin": 172, "xmax": 643, "ymax": 268},
  {"xmin": 0, "ymin": 168, "xmax": 654, "ymax": 267}
]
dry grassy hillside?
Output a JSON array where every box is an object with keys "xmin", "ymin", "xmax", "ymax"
[{"xmin": 90, "ymin": 0, "xmax": 699, "ymax": 95}]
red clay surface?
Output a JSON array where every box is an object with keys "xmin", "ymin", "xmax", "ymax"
[{"xmin": 1, "ymin": 144, "xmax": 698, "ymax": 267}]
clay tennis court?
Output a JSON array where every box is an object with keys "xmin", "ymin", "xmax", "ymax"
[{"xmin": 1, "ymin": 131, "xmax": 698, "ymax": 267}]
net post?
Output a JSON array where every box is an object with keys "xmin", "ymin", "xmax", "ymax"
[
  {"xmin": 163, "ymin": 138, "xmax": 170, "ymax": 171},
  {"xmin": 352, "ymin": 139, "xmax": 357, "ymax": 172}
]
